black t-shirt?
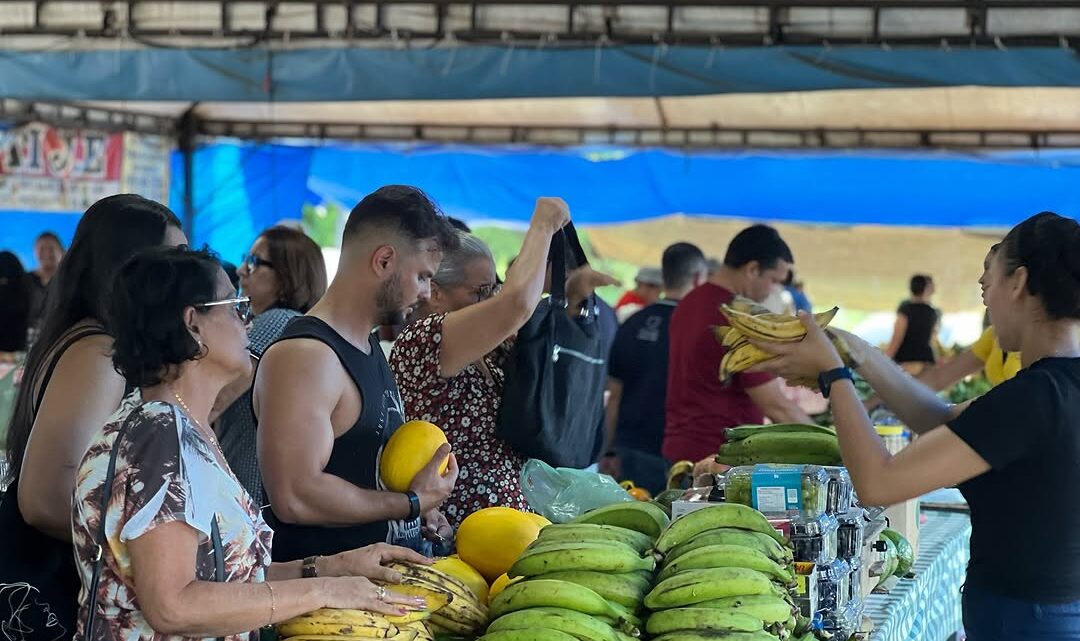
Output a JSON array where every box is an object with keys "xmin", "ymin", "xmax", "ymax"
[
  {"xmin": 609, "ymin": 300, "xmax": 677, "ymax": 454},
  {"xmin": 894, "ymin": 301, "xmax": 938, "ymax": 364},
  {"xmin": 948, "ymin": 357, "xmax": 1080, "ymax": 602}
]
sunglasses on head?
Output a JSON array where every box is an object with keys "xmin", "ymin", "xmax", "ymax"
[{"xmin": 197, "ymin": 296, "xmax": 253, "ymax": 324}]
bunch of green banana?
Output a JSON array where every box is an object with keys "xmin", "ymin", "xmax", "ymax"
[
  {"xmin": 646, "ymin": 608, "xmax": 765, "ymax": 635},
  {"xmin": 716, "ymin": 428, "xmax": 842, "ymax": 467},
  {"xmin": 664, "ymin": 527, "xmax": 794, "ymax": 566},
  {"xmin": 385, "ymin": 562, "xmax": 488, "ymax": 637},
  {"xmin": 569, "ymin": 501, "xmax": 671, "ymax": 538},
  {"xmin": 693, "ymin": 595, "xmax": 798, "ymax": 625},
  {"xmin": 655, "ymin": 504, "xmax": 786, "ymax": 554},
  {"xmin": 656, "ymin": 544, "xmax": 795, "ymax": 585},
  {"xmin": 535, "ymin": 523, "xmax": 655, "ymax": 554},
  {"xmin": 650, "ymin": 632, "xmax": 780, "ymax": 641},
  {"xmin": 508, "ymin": 539, "xmax": 656, "ymax": 578},
  {"xmin": 645, "ymin": 567, "xmax": 788, "ymax": 609},
  {"xmin": 489, "ymin": 580, "xmax": 640, "ymax": 631},
  {"xmin": 715, "ymin": 305, "xmax": 846, "ymax": 387},
  {"xmin": 485, "ymin": 607, "xmax": 637, "ymax": 641},
  {"xmin": 529, "ymin": 570, "xmax": 652, "ymax": 609}
]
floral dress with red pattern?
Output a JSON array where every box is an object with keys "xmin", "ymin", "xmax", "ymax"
[{"xmin": 390, "ymin": 314, "xmax": 530, "ymax": 526}]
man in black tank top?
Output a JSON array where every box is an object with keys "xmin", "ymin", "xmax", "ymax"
[{"xmin": 254, "ymin": 186, "xmax": 462, "ymax": 562}]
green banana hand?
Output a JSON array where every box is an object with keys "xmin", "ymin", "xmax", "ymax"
[
  {"xmin": 537, "ymin": 523, "xmax": 655, "ymax": 554},
  {"xmin": 570, "ymin": 502, "xmax": 670, "ymax": 538},
  {"xmin": 486, "ymin": 607, "xmax": 620, "ymax": 641},
  {"xmin": 489, "ymin": 580, "xmax": 628, "ymax": 626},
  {"xmin": 654, "ymin": 504, "xmax": 785, "ymax": 554},
  {"xmin": 645, "ymin": 568, "xmax": 777, "ymax": 609},
  {"xmin": 692, "ymin": 595, "xmax": 797, "ymax": 624},
  {"xmin": 651, "ymin": 631, "xmax": 779, "ymax": 641},
  {"xmin": 509, "ymin": 542, "xmax": 655, "ymax": 578},
  {"xmin": 529, "ymin": 571, "xmax": 650, "ymax": 609},
  {"xmin": 663, "ymin": 528, "xmax": 793, "ymax": 566},
  {"xmin": 646, "ymin": 608, "xmax": 764, "ymax": 635},
  {"xmin": 657, "ymin": 544, "xmax": 795, "ymax": 585},
  {"xmin": 476, "ymin": 630, "xmax": 580, "ymax": 641}
]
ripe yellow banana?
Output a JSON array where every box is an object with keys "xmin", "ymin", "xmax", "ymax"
[
  {"xmin": 645, "ymin": 607, "xmax": 764, "ymax": 635},
  {"xmin": 720, "ymin": 343, "xmax": 776, "ymax": 379},
  {"xmin": 277, "ymin": 613, "xmax": 397, "ymax": 638},
  {"xmin": 654, "ymin": 504, "xmax": 786, "ymax": 553},
  {"xmin": 427, "ymin": 612, "xmax": 474, "ymax": 636},
  {"xmin": 720, "ymin": 306, "xmax": 838, "ymax": 343},
  {"xmin": 386, "ymin": 562, "xmax": 489, "ymax": 630},
  {"xmin": 374, "ymin": 578, "xmax": 453, "ymax": 612}
]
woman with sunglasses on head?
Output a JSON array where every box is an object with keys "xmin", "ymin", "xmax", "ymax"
[
  {"xmin": 213, "ymin": 227, "xmax": 328, "ymax": 506},
  {"xmin": 751, "ymin": 211, "xmax": 1080, "ymax": 640},
  {"xmin": 390, "ymin": 199, "xmax": 617, "ymax": 527},
  {"xmin": 73, "ymin": 246, "xmax": 426, "ymax": 641},
  {"xmin": 0, "ymin": 195, "xmax": 186, "ymax": 640}
]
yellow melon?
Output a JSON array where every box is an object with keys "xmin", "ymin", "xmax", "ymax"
[
  {"xmin": 433, "ymin": 556, "xmax": 489, "ymax": 603},
  {"xmin": 456, "ymin": 507, "xmax": 542, "ymax": 583},
  {"xmin": 380, "ymin": 420, "xmax": 449, "ymax": 493}
]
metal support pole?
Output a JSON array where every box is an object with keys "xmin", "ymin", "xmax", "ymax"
[{"xmin": 178, "ymin": 107, "xmax": 199, "ymax": 243}]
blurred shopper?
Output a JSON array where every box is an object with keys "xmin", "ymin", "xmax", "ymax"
[
  {"xmin": 213, "ymin": 227, "xmax": 328, "ymax": 506},
  {"xmin": 885, "ymin": 274, "xmax": 940, "ymax": 375},
  {"xmin": 0, "ymin": 251, "xmax": 31, "ymax": 353},
  {"xmin": 615, "ymin": 267, "xmax": 663, "ymax": 323},
  {"xmin": 664, "ymin": 225, "xmax": 812, "ymax": 464},
  {"xmin": 26, "ymin": 231, "xmax": 65, "ymax": 342},
  {"xmin": 600, "ymin": 242, "xmax": 708, "ymax": 495}
]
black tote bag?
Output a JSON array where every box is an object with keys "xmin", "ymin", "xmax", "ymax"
[{"xmin": 497, "ymin": 224, "xmax": 608, "ymax": 468}]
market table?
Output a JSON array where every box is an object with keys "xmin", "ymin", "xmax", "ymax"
[{"xmin": 864, "ymin": 508, "xmax": 971, "ymax": 641}]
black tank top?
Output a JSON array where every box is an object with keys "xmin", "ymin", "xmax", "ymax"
[
  {"xmin": 894, "ymin": 301, "xmax": 939, "ymax": 364},
  {"xmin": 262, "ymin": 316, "xmax": 421, "ymax": 562}
]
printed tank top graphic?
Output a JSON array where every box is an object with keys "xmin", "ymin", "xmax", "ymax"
[{"xmin": 376, "ymin": 387, "xmax": 422, "ymax": 547}]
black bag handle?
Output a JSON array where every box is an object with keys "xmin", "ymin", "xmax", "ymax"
[
  {"xmin": 83, "ymin": 407, "xmax": 225, "ymax": 641},
  {"xmin": 549, "ymin": 222, "xmax": 589, "ymax": 307}
]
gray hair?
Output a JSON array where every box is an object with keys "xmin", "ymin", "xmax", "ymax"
[{"xmin": 433, "ymin": 231, "xmax": 494, "ymax": 286}]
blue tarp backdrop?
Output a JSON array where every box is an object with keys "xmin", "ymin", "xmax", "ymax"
[
  {"xmin": 3, "ymin": 46, "xmax": 1080, "ymax": 101},
  {"xmin": 4, "ymin": 141, "xmax": 1080, "ymax": 267}
]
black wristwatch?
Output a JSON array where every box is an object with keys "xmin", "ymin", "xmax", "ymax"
[
  {"xmin": 301, "ymin": 556, "xmax": 319, "ymax": 578},
  {"xmin": 818, "ymin": 366, "xmax": 855, "ymax": 399},
  {"xmin": 405, "ymin": 490, "xmax": 422, "ymax": 520}
]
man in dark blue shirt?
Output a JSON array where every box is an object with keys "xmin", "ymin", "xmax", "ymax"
[{"xmin": 599, "ymin": 243, "xmax": 708, "ymax": 495}]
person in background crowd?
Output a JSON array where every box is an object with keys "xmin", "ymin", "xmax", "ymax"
[
  {"xmin": 0, "ymin": 251, "xmax": 31, "ymax": 354},
  {"xmin": 254, "ymin": 186, "xmax": 459, "ymax": 562},
  {"xmin": 885, "ymin": 274, "xmax": 940, "ymax": 375},
  {"xmin": 212, "ymin": 227, "xmax": 328, "ymax": 506},
  {"xmin": 26, "ymin": 231, "xmax": 65, "ymax": 338},
  {"xmin": 73, "ymin": 246, "xmax": 426, "ymax": 641},
  {"xmin": 0, "ymin": 195, "xmax": 186, "ymax": 641},
  {"xmin": 664, "ymin": 225, "xmax": 812, "ymax": 464},
  {"xmin": 752, "ymin": 212, "xmax": 1080, "ymax": 639},
  {"xmin": 391, "ymin": 200, "xmax": 617, "ymax": 526},
  {"xmin": 706, "ymin": 258, "xmax": 722, "ymax": 281},
  {"xmin": 865, "ymin": 249, "xmax": 1021, "ymax": 412},
  {"xmin": 785, "ymin": 271, "xmax": 813, "ymax": 314},
  {"xmin": 615, "ymin": 267, "xmax": 663, "ymax": 323},
  {"xmin": 600, "ymin": 242, "xmax": 708, "ymax": 495}
]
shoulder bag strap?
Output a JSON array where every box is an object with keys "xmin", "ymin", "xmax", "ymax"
[{"xmin": 83, "ymin": 409, "xmax": 228, "ymax": 641}]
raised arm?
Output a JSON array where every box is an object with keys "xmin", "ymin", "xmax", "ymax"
[
  {"xmin": 19, "ymin": 335, "xmax": 127, "ymax": 539},
  {"xmin": 744, "ymin": 378, "xmax": 813, "ymax": 424},
  {"xmin": 255, "ymin": 340, "xmax": 457, "ymax": 524},
  {"xmin": 437, "ymin": 198, "xmax": 569, "ymax": 378}
]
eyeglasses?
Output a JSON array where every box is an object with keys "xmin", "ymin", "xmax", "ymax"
[
  {"xmin": 241, "ymin": 254, "xmax": 274, "ymax": 271},
  {"xmin": 197, "ymin": 296, "xmax": 253, "ymax": 324}
]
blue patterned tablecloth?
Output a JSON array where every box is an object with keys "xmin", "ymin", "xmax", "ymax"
[{"xmin": 864, "ymin": 510, "xmax": 971, "ymax": 641}]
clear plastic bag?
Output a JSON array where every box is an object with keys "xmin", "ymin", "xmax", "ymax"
[{"xmin": 520, "ymin": 459, "xmax": 634, "ymax": 523}]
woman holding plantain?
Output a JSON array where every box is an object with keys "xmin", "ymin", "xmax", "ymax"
[
  {"xmin": 752, "ymin": 212, "xmax": 1080, "ymax": 639},
  {"xmin": 72, "ymin": 246, "xmax": 428, "ymax": 641}
]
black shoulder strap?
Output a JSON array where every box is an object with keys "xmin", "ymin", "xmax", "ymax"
[
  {"xmin": 83, "ymin": 406, "xmax": 226, "ymax": 641},
  {"xmin": 33, "ymin": 325, "xmax": 110, "ymax": 413}
]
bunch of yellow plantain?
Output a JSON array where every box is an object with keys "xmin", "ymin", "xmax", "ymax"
[
  {"xmin": 277, "ymin": 560, "xmax": 489, "ymax": 641},
  {"xmin": 716, "ymin": 300, "xmax": 852, "ymax": 389},
  {"xmin": 646, "ymin": 503, "xmax": 806, "ymax": 640}
]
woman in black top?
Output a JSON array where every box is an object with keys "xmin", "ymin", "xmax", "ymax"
[
  {"xmin": 885, "ymin": 273, "xmax": 940, "ymax": 374},
  {"xmin": 755, "ymin": 211, "xmax": 1080, "ymax": 639},
  {"xmin": 0, "ymin": 251, "xmax": 31, "ymax": 353}
]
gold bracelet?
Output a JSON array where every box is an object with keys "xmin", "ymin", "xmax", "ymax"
[{"xmin": 265, "ymin": 581, "xmax": 277, "ymax": 627}]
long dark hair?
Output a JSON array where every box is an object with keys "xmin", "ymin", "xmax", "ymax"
[
  {"xmin": 259, "ymin": 227, "xmax": 327, "ymax": 313},
  {"xmin": 4, "ymin": 194, "xmax": 182, "ymax": 482},
  {"xmin": 999, "ymin": 211, "xmax": 1080, "ymax": 321},
  {"xmin": 0, "ymin": 252, "xmax": 31, "ymax": 351}
]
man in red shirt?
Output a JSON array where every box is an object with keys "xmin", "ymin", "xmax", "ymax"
[
  {"xmin": 663, "ymin": 224, "xmax": 813, "ymax": 463},
  {"xmin": 615, "ymin": 267, "xmax": 663, "ymax": 323}
]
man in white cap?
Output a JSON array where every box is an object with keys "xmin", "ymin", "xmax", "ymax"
[{"xmin": 615, "ymin": 266, "xmax": 663, "ymax": 323}]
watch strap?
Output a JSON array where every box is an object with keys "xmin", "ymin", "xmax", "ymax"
[
  {"xmin": 301, "ymin": 556, "xmax": 319, "ymax": 578},
  {"xmin": 405, "ymin": 490, "xmax": 422, "ymax": 520},
  {"xmin": 818, "ymin": 366, "xmax": 855, "ymax": 399}
]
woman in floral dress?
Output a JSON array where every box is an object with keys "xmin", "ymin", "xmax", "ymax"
[
  {"xmin": 72, "ymin": 246, "xmax": 426, "ymax": 641},
  {"xmin": 391, "ymin": 198, "xmax": 616, "ymax": 527}
]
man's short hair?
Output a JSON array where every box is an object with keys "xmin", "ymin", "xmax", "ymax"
[
  {"xmin": 910, "ymin": 274, "xmax": 933, "ymax": 296},
  {"xmin": 342, "ymin": 185, "xmax": 459, "ymax": 252},
  {"xmin": 662, "ymin": 243, "xmax": 707, "ymax": 290},
  {"xmin": 724, "ymin": 224, "xmax": 794, "ymax": 270}
]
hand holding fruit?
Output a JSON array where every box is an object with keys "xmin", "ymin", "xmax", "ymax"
[
  {"xmin": 317, "ymin": 576, "xmax": 425, "ymax": 615},
  {"xmin": 410, "ymin": 444, "xmax": 459, "ymax": 512},
  {"xmin": 323, "ymin": 542, "xmax": 431, "ymax": 583},
  {"xmin": 748, "ymin": 311, "xmax": 846, "ymax": 380}
]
